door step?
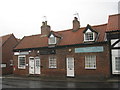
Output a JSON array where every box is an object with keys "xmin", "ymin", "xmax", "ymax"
[{"xmin": 28, "ymin": 74, "xmax": 40, "ymax": 77}]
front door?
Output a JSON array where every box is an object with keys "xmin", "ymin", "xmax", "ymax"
[
  {"xmin": 66, "ymin": 57, "xmax": 74, "ymax": 77},
  {"xmin": 29, "ymin": 57, "xmax": 35, "ymax": 74},
  {"xmin": 35, "ymin": 57, "xmax": 40, "ymax": 74}
]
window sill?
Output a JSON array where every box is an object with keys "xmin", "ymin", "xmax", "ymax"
[
  {"xmin": 85, "ymin": 68, "xmax": 96, "ymax": 70},
  {"xmin": 48, "ymin": 43, "xmax": 56, "ymax": 45},
  {"xmin": 18, "ymin": 67, "xmax": 26, "ymax": 69},
  {"xmin": 49, "ymin": 67, "xmax": 57, "ymax": 69},
  {"xmin": 113, "ymin": 71, "xmax": 120, "ymax": 74},
  {"xmin": 84, "ymin": 40, "xmax": 95, "ymax": 42}
]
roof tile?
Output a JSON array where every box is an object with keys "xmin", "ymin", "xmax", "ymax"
[
  {"xmin": 14, "ymin": 14, "xmax": 120, "ymax": 50},
  {"xmin": 106, "ymin": 14, "xmax": 120, "ymax": 31},
  {"xmin": 0, "ymin": 34, "xmax": 12, "ymax": 45},
  {"xmin": 14, "ymin": 24, "xmax": 107, "ymax": 50}
]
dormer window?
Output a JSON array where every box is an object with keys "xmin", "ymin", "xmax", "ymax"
[
  {"xmin": 49, "ymin": 34, "xmax": 56, "ymax": 44},
  {"xmin": 84, "ymin": 32, "xmax": 95, "ymax": 41},
  {"xmin": 83, "ymin": 24, "xmax": 98, "ymax": 42}
]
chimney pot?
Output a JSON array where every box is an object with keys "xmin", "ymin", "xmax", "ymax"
[
  {"xmin": 72, "ymin": 17, "xmax": 80, "ymax": 32},
  {"xmin": 45, "ymin": 21, "xmax": 47, "ymax": 26},
  {"xmin": 41, "ymin": 21, "xmax": 51, "ymax": 36},
  {"xmin": 42, "ymin": 22, "xmax": 45, "ymax": 26}
]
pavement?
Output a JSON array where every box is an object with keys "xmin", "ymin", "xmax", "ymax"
[{"xmin": 1, "ymin": 74, "xmax": 120, "ymax": 83}]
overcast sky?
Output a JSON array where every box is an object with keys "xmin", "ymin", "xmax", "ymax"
[{"xmin": 0, "ymin": 0, "xmax": 119, "ymax": 39}]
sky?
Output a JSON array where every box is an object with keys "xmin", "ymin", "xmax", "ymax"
[{"xmin": 0, "ymin": 0, "xmax": 119, "ymax": 39}]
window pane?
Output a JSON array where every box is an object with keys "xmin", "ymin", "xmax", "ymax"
[
  {"xmin": 85, "ymin": 55, "xmax": 96, "ymax": 69},
  {"xmin": 85, "ymin": 33, "xmax": 94, "ymax": 41},
  {"xmin": 19, "ymin": 56, "xmax": 25, "ymax": 68},
  {"xmin": 49, "ymin": 37, "xmax": 56, "ymax": 44},
  {"xmin": 49, "ymin": 56, "xmax": 57, "ymax": 68},
  {"xmin": 36, "ymin": 60, "xmax": 40, "ymax": 67},
  {"xmin": 115, "ymin": 57, "xmax": 120, "ymax": 70},
  {"xmin": 68, "ymin": 58, "xmax": 74, "ymax": 68}
]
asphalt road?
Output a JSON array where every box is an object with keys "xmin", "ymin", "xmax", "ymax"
[{"xmin": 1, "ymin": 78, "xmax": 120, "ymax": 88}]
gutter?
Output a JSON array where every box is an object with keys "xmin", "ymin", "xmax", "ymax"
[{"xmin": 13, "ymin": 41, "xmax": 108, "ymax": 52}]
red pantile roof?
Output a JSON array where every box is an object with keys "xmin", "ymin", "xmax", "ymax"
[
  {"xmin": 16, "ymin": 38, "xmax": 21, "ymax": 42},
  {"xmin": 15, "ymin": 34, "xmax": 48, "ymax": 49},
  {"xmin": 14, "ymin": 14, "xmax": 119, "ymax": 50},
  {"xmin": 0, "ymin": 34, "xmax": 12, "ymax": 45},
  {"xmin": 14, "ymin": 24, "xmax": 107, "ymax": 50},
  {"xmin": 106, "ymin": 14, "xmax": 120, "ymax": 31}
]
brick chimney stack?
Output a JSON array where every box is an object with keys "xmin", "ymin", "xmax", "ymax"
[
  {"xmin": 72, "ymin": 17, "xmax": 80, "ymax": 32},
  {"xmin": 41, "ymin": 21, "xmax": 51, "ymax": 36}
]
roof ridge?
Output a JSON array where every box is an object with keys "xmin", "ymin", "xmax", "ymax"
[
  {"xmin": 0, "ymin": 33, "xmax": 12, "ymax": 38},
  {"xmin": 17, "ymin": 24, "xmax": 107, "ymax": 38},
  {"xmin": 24, "ymin": 34, "xmax": 41, "ymax": 38},
  {"xmin": 91, "ymin": 23, "xmax": 107, "ymax": 27},
  {"xmin": 109, "ymin": 13, "xmax": 120, "ymax": 17},
  {"xmin": 2, "ymin": 34, "xmax": 13, "ymax": 46},
  {"xmin": 54, "ymin": 27, "xmax": 85, "ymax": 33},
  {"xmin": 54, "ymin": 29, "xmax": 72, "ymax": 33},
  {"xmin": 54, "ymin": 24, "xmax": 107, "ymax": 33}
]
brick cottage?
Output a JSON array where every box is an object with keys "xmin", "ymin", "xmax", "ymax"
[
  {"xmin": 0, "ymin": 34, "xmax": 19, "ymax": 75},
  {"xmin": 13, "ymin": 14, "xmax": 120, "ymax": 79}
]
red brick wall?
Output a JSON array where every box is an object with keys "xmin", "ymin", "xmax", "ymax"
[
  {"xmin": 13, "ymin": 55, "xmax": 29, "ymax": 76},
  {"xmin": 2, "ymin": 35, "xmax": 18, "ymax": 75},
  {"xmin": 13, "ymin": 44, "xmax": 110, "ymax": 78}
]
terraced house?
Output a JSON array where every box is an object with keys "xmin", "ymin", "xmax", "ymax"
[
  {"xmin": 0, "ymin": 34, "xmax": 19, "ymax": 75},
  {"xmin": 13, "ymin": 14, "xmax": 120, "ymax": 79}
]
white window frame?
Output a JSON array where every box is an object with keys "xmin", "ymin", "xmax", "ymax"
[
  {"xmin": 18, "ymin": 55, "xmax": 26, "ymax": 69},
  {"xmin": 1, "ymin": 63, "xmax": 7, "ymax": 68},
  {"xmin": 49, "ymin": 56, "xmax": 57, "ymax": 68},
  {"xmin": 48, "ymin": 34, "xmax": 56, "ymax": 44},
  {"xmin": 84, "ymin": 32, "xmax": 95, "ymax": 42},
  {"xmin": 85, "ymin": 55, "xmax": 96, "ymax": 69},
  {"xmin": 112, "ymin": 50, "xmax": 120, "ymax": 74}
]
